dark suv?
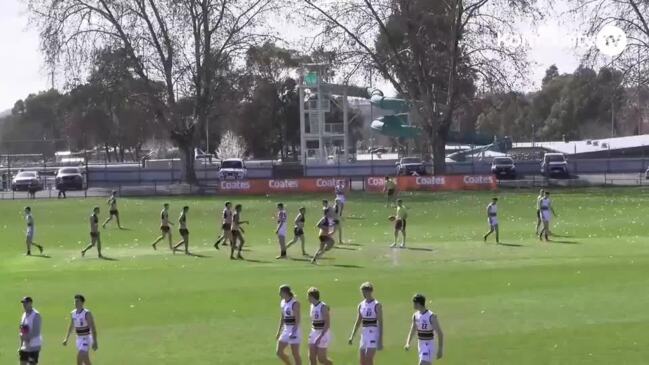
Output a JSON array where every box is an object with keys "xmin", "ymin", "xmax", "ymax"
[
  {"xmin": 491, "ymin": 157, "xmax": 516, "ymax": 179},
  {"xmin": 396, "ymin": 157, "xmax": 426, "ymax": 176}
]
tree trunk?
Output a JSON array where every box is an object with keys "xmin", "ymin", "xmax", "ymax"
[
  {"xmin": 179, "ymin": 142, "xmax": 197, "ymax": 185},
  {"xmin": 104, "ymin": 144, "xmax": 111, "ymax": 163},
  {"xmin": 432, "ymin": 133, "xmax": 447, "ymax": 175}
]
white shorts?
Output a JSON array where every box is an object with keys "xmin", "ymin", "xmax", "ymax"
[
  {"xmin": 540, "ymin": 210, "xmax": 551, "ymax": 222},
  {"xmin": 278, "ymin": 326, "xmax": 301, "ymax": 345},
  {"xmin": 336, "ymin": 194, "xmax": 346, "ymax": 204},
  {"xmin": 488, "ymin": 216, "xmax": 498, "ymax": 227},
  {"xmin": 418, "ymin": 340, "xmax": 436, "ymax": 363},
  {"xmin": 277, "ymin": 223, "xmax": 288, "ymax": 237},
  {"xmin": 76, "ymin": 335, "xmax": 93, "ymax": 352},
  {"xmin": 26, "ymin": 228, "xmax": 34, "ymax": 241},
  {"xmin": 360, "ymin": 327, "xmax": 379, "ymax": 350},
  {"xmin": 308, "ymin": 329, "xmax": 331, "ymax": 349}
]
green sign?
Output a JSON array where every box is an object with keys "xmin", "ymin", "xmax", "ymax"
[{"xmin": 304, "ymin": 71, "xmax": 319, "ymax": 86}]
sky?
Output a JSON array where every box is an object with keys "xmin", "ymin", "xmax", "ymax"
[{"xmin": 0, "ymin": 0, "xmax": 582, "ymax": 112}]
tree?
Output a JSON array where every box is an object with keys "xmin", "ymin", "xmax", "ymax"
[
  {"xmin": 216, "ymin": 130, "xmax": 247, "ymax": 159},
  {"xmin": 28, "ymin": 0, "xmax": 276, "ymax": 183},
  {"xmin": 301, "ymin": 0, "xmax": 541, "ymax": 173},
  {"xmin": 571, "ymin": 0, "xmax": 649, "ymax": 87}
]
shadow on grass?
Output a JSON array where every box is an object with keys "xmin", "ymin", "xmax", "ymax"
[
  {"xmin": 497, "ymin": 243, "xmax": 523, "ymax": 247},
  {"xmin": 334, "ymin": 246, "xmax": 357, "ymax": 251},
  {"xmin": 187, "ymin": 252, "xmax": 209, "ymax": 258},
  {"xmin": 552, "ymin": 240, "xmax": 580, "ymax": 244},
  {"xmin": 403, "ymin": 247, "xmax": 434, "ymax": 252},
  {"xmin": 99, "ymin": 256, "xmax": 118, "ymax": 261},
  {"xmin": 341, "ymin": 243, "xmax": 363, "ymax": 247},
  {"xmin": 344, "ymin": 216, "xmax": 366, "ymax": 220},
  {"xmin": 332, "ymin": 264, "xmax": 363, "ymax": 269},
  {"xmin": 242, "ymin": 258, "xmax": 272, "ymax": 264},
  {"xmin": 32, "ymin": 254, "xmax": 52, "ymax": 258}
]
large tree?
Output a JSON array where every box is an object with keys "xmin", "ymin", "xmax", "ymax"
[
  {"xmin": 28, "ymin": 0, "xmax": 276, "ymax": 182},
  {"xmin": 301, "ymin": 0, "xmax": 541, "ymax": 173}
]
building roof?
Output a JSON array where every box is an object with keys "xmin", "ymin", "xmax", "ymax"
[{"xmin": 513, "ymin": 135, "xmax": 649, "ymax": 155}]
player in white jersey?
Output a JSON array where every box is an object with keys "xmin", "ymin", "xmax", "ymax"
[
  {"xmin": 63, "ymin": 294, "xmax": 98, "ymax": 365},
  {"xmin": 307, "ymin": 287, "xmax": 333, "ymax": 365},
  {"xmin": 535, "ymin": 189, "xmax": 545, "ymax": 235},
  {"xmin": 538, "ymin": 191, "xmax": 556, "ymax": 241},
  {"xmin": 286, "ymin": 207, "xmax": 308, "ymax": 257},
  {"xmin": 214, "ymin": 201, "xmax": 233, "ymax": 249},
  {"xmin": 24, "ymin": 207, "xmax": 43, "ymax": 256},
  {"xmin": 334, "ymin": 181, "xmax": 346, "ymax": 217},
  {"xmin": 102, "ymin": 191, "xmax": 123, "ymax": 229},
  {"xmin": 276, "ymin": 285, "xmax": 302, "ymax": 365},
  {"xmin": 152, "ymin": 203, "xmax": 173, "ymax": 250},
  {"xmin": 81, "ymin": 207, "xmax": 103, "ymax": 258},
  {"xmin": 172, "ymin": 206, "xmax": 190, "ymax": 255},
  {"xmin": 483, "ymin": 198, "xmax": 500, "ymax": 244},
  {"xmin": 404, "ymin": 294, "xmax": 444, "ymax": 364},
  {"xmin": 348, "ymin": 282, "xmax": 383, "ymax": 365},
  {"xmin": 276, "ymin": 203, "xmax": 289, "ymax": 259},
  {"xmin": 19, "ymin": 296, "xmax": 43, "ymax": 365}
]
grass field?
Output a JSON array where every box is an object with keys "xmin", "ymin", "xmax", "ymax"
[{"xmin": 2, "ymin": 189, "xmax": 649, "ymax": 364}]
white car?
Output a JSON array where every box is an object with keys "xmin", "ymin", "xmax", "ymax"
[
  {"xmin": 56, "ymin": 167, "xmax": 84, "ymax": 190},
  {"xmin": 12, "ymin": 171, "xmax": 43, "ymax": 191},
  {"xmin": 217, "ymin": 159, "xmax": 247, "ymax": 180},
  {"xmin": 541, "ymin": 153, "xmax": 569, "ymax": 177}
]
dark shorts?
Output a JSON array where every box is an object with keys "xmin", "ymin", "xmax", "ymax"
[
  {"xmin": 319, "ymin": 235, "xmax": 330, "ymax": 244},
  {"xmin": 395, "ymin": 219, "xmax": 406, "ymax": 232},
  {"xmin": 222, "ymin": 223, "xmax": 231, "ymax": 231},
  {"xmin": 90, "ymin": 232, "xmax": 99, "ymax": 239},
  {"xmin": 231, "ymin": 230, "xmax": 241, "ymax": 240},
  {"xmin": 109, "ymin": 209, "xmax": 119, "ymax": 217},
  {"xmin": 294, "ymin": 227, "xmax": 304, "ymax": 236},
  {"xmin": 179, "ymin": 228, "xmax": 189, "ymax": 236},
  {"xmin": 387, "ymin": 189, "xmax": 395, "ymax": 196},
  {"xmin": 19, "ymin": 350, "xmax": 39, "ymax": 364},
  {"xmin": 160, "ymin": 225, "xmax": 170, "ymax": 233}
]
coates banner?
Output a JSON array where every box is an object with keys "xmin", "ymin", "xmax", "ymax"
[
  {"xmin": 365, "ymin": 175, "xmax": 496, "ymax": 192},
  {"xmin": 217, "ymin": 178, "xmax": 349, "ymax": 194}
]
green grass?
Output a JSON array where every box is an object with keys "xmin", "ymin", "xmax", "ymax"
[{"xmin": 2, "ymin": 189, "xmax": 649, "ymax": 364}]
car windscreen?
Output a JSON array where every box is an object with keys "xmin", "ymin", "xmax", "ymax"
[
  {"xmin": 546, "ymin": 155, "xmax": 565, "ymax": 162},
  {"xmin": 221, "ymin": 161, "xmax": 243, "ymax": 169},
  {"xmin": 60, "ymin": 168, "xmax": 80, "ymax": 174},
  {"xmin": 401, "ymin": 158, "xmax": 421, "ymax": 164},
  {"xmin": 16, "ymin": 172, "xmax": 36, "ymax": 178},
  {"xmin": 493, "ymin": 158, "xmax": 513, "ymax": 164}
]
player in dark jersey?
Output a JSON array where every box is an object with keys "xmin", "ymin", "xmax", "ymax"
[
  {"xmin": 286, "ymin": 207, "xmax": 308, "ymax": 256},
  {"xmin": 230, "ymin": 204, "xmax": 249, "ymax": 260},
  {"xmin": 311, "ymin": 209, "xmax": 337, "ymax": 264},
  {"xmin": 214, "ymin": 201, "xmax": 233, "ymax": 249},
  {"xmin": 152, "ymin": 203, "xmax": 173, "ymax": 250},
  {"xmin": 172, "ymin": 206, "xmax": 190, "ymax": 255},
  {"xmin": 102, "ymin": 191, "xmax": 123, "ymax": 229},
  {"xmin": 81, "ymin": 207, "xmax": 103, "ymax": 258}
]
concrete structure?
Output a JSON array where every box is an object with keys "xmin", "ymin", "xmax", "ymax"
[
  {"xmin": 514, "ymin": 135, "xmax": 649, "ymax": 157},
  {"xmin": 298, "ymin": 64, "xmax": 369, "ymax": 164}
]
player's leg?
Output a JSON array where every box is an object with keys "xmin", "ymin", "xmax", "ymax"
[
  {"xmin": 401, "ymin": 224, "xmax": 407, "ymax": 248},
  {"xmin": 115, "ymin": 212, "xmax": 122, "ymax": 229},
  {"xmin": 317, "ymin": 347, "xmax": 333, "ymax": 365},
  {"xmin": 495, "ymin": 224, "xmax": 500, "ymax": 243},
  {"xmin": 167, "ymin": 230, "xmax": 173, "ymax": 249},
  {"xmin": 152, "ymin": 231, "xmax": 164, "ymax": 249},
  {"xmin": 337, "ymin": 222, "xmax": 343, "ymax": 244},
  {"xmin": 276, "ymin": 341, "xmax": 291, "ymax": 365},
  {"xmin": 96, "ymin": 235, "xmax": 103, "ymax": 258},
  {"xmin": 81, "ymin": 235, "xmax": 97, "ymax": 256},
  {"xmin": 172, "ymin": 234, "xmax": 185, "ymax": 252},
  {"xmin": 183, "ymin": 233, "xmax": 190, "ymax": 254},
  {"xmin": 236, "ymin": 235, "xmax": 245, "ymax": 259},
  {"xmin": 101, "ymin": 214, "xmax": 112, "ymax": 228},
  {"xmin": 535, "ymin": 210, "xmax": 541, "ymax": 234},
  {"xmin": 32, "ymin": 240, "xmax": 43, "ymax": 254},
  {"xmin": 277, "ymin": 234, "xmax": 287, "ymax": 259},
  {"xmin": 365, "ymin": 348, "xmax": 376, "ymax": 365},
  {"xmin": 300, "ymin": 235, "xmax": 307, "ymax": 256},
  {"xmin": 311, "ymin": 240, "xmax": 325, "ymax": 264},
  {"xmin": 483, "ymin": 226, "xmax": 494, "ymax": 241},
  {"xmin": 309, "ymin": 344, "xmax": 318, "ymax": 365},
  {"xmin": 290, "ymin": 343, "xmax": 302, "ymax": 365},
  {"xmin": 25, "ymin": 236, "xmax": 32, "ymax": 255}
]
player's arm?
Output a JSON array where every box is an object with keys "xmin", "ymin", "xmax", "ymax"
[
  {"xmin": 318, "ymin": 305, "xmax": 331, "ymax": 343},
  {"xmin": 87, "ymin": 312, "xmax": 98, "ymax": 350},
  {"xmin": 431, "ymin": 314, "xmax": 444, "ymax": 359},
  {"xmin": 62, "ymin": 316, "xmax": 73, "ymax": 345},
  {"xmin": 404, "ymin": 314, "xmax": 416, "ymax": 350},
  {"xmin": 291, "ymin": 301, "xmax": 300, "ymax": 336},
  {"xmin": 551, "ymin": 203, "xmax": 557, "ymax": 217},
  {"xmin": 377, "ymin": 302, "xmax": 384, "ymax": 350},
  {"xmin": 276, "ymin": 309, "xmax": 284, "ymax": 339},
  {"xmin": 348, "ymin": 304, "xmax": 361, "ymax": 344}
]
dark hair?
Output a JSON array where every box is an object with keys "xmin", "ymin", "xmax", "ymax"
[
  {"xmin": 225, "ymin": 201, "xmax": 231, "ymax": 206},
  {"xmin": 385, "ymin": 176, "xmax": 390, "ymax": 179},
  {"xmin": 307, "ymin": 287, "xmax": 320, "ymax": 300},
  {"xmin": 163, "ymin": 203, "xmax": 169, "ymax": 207},
  {"xmin": 413, "ymin": 293, "xmax": 426, "ymax": 306},
  {"xmin": 74, "ymin": 294, "xmax": 86, "ymax": 303},
  {"xmin": 299, "ymin": 206, "xmax": 306, "ymax": 211},
  {"xmin": 183, "ymin": 206, "xmax": 189, "ymax": 210},
  {"xmin": 279, "ymin": 284, "xmax": 293, "ymax": 297},
  {"xmin": 25, "ymin": 206, "xmax": 31, "ymax": 211},
  {"xmin": 277, "ymin": 203, "xmax": 284, "ymax": 208},
  {"xmin": 235, "ymin": 204, "xmax": 242, "ymax": 210}
]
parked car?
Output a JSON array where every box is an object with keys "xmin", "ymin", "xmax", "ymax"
[
  {"xmin": 491, "ymin": 157, "xmax": 517, "ymax": 179},
  {"xmin": 541, "ymin": 153, "xmax": 569, "ymax": 177},
  {"xmin": 55, "ymin": 167, "xmax": 84, "ymax": 190},
  {"xmin": 12, "ymin": 171, "xmax": 43, "ymax": 191},
  {"xmin": 217, "ymin": 158, "xmax": 247, "ymax": 180},
  {"xmin": 645, "ymin": 167, "xmax": 649, "ymax": 180},
  {"xmin": 396, "ymin": 157, "xmax": 426, "ymax": 176}
]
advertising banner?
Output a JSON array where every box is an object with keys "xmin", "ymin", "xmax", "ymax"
[
  {"xmin": 365, "ymin": 175, "xmax": 497, "ymax": 192},
  {"xmin": 217, "ymin": 178, "xmax": 350, "ymax": 194}
]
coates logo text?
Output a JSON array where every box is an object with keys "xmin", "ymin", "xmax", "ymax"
[
  {"xmin": 463, "ymin": 175, "xmax": 494, "ymax": 184},
  {"xmin": 415, "ymin": 176, "xmax": 446, "ymax": 186},
  {"xmin": 316, "ymin": 178, "xmax": 344, "ymax": 188},
  {"xmin": 220, "ymin": 181, "xmax": 251, "ymax": 190},
  {"xmin": 366, "ymin": 177, "xmax": 385, "ymax": 187},
  {"xmin": 268, "ymin": 180, "xmax": 299, "ymax": 189}
]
